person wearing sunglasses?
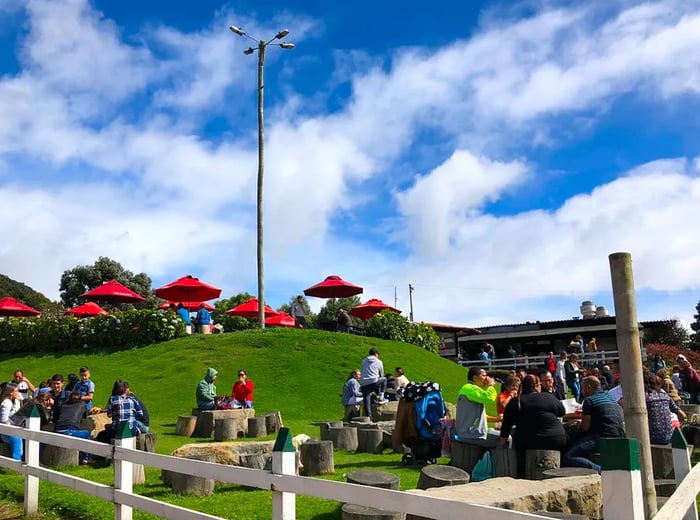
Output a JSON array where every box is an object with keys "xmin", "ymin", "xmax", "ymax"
[{"xmin": 232, "ymin": 370, "xmax": 254, "ymax": 409}]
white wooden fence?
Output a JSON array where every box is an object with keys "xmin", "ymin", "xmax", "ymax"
[{"xmin": 1, "ymin": 416, "xmax": 699, "ymax": 520}]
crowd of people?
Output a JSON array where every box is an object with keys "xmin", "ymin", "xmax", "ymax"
[
  {"xmin": 0, "ymin": 368, "xmax": 149, "ymax": 463},
  {"xmin": 453, "ymin": 348, "xmax": 697, "ymax": 475}
]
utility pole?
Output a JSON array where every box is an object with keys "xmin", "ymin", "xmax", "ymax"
[
  {"xmin": 408, "ymin": 284, "xmax": 414, "ymax": 322},
  {"xmin": 394, "ymin": 286, "xmax": 397, "ymax": 308}
]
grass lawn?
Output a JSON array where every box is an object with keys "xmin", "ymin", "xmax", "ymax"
[{"xmin": 0, "ymin": 329, "xmax": 467, "ymax": 519}]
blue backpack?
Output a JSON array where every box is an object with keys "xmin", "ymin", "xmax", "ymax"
[{"xmin": 415, "ymin": 388, "xmax": 446, "ymax": 441}]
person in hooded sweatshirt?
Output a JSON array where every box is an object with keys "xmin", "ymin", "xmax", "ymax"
[{"xmin": 196, "ymin": 367, "xmax": 218, "ymax": 409}]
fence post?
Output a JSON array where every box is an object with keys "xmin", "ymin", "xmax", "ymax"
[
  {"xmin": 271, "ymin": 427, "xmax": 296, "ymax": 520},
  {"xmin": 671, "ymin": 428, "xmax": 697, "ymax": 520},
  {"xmin": 601, "ymin": 437, "xmax": 644, "ymax": 520},
  {"xmin": 24, "ymin": 406, "xmax": 41, "ymax": 516},
  {"xmin": 114, "ymin": 423, "xmax": 134, "ymax": 520}
]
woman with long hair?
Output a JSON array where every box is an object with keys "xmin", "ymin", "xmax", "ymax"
[
  {"xmin": 0, "ymin": 382, "xmax": 23, "ymax": 460},
  {"xmin": 499, "ymin": 374, "xmax": 567, "ymax": 464}
]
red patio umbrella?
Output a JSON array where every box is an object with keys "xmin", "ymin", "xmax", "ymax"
[
  {"xmin": 303, "ymin": 275, "xmax": 363, "ymax": 299},
  {"xmin": 0, "ymin": 297, "xmax": 41, "ymax": 317},
  {"xmin": 65, "ymin": 302, "xmax": 108, "ymax": 318},
  {"xmin": 349, "ymin": 298, "xmax": 401, "ymax": 320},
  {"xmin": 155, "ymin": 275, "xmax": 221, "ymax": 302},
  {"xmin": 225, "ymin": 298, "xmax": 277, "ymax": 318},
  {"xmin": 80, "ymin": 280, "xmax": 146, "ymax": 304},
  {"xmin": 158, "ymin": 301, "xmax": 215, "ymax": 312},
  {"xmin": 265, "ymin": 312, "xmax": 296, "ymax": 328}
]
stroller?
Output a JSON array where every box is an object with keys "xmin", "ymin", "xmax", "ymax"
[{"xmin": 396, "ymin": 381, "xmax": 446, "ymax": 465}]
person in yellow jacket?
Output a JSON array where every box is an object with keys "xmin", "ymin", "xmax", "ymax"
[{"xmin": 455, "ymin": 366, "xmax": 500, "ymax": 447}]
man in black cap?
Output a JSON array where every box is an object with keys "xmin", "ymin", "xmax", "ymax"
[{"xmin": 360, "ymin": 348, "xmax": 388, "ymax": 421}]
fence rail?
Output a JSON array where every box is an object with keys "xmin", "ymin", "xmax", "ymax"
[{"xmin": 459, "ymin": 349, "xmax": 633, "ymax": 370}]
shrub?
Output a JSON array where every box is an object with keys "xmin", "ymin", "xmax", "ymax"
[
  {"xmin": 366, "ymin": 311, "xmax": 440, "ymax": 354},
  {"xmin": 0, "ymin": 309, "xmax": 186, "ymax": 353},
  {"xmin": 646, "ymin": 343, "xmax": 700, "ymax": 368}
]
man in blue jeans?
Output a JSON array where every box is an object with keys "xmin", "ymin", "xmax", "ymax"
[
  {"xmin": 563, "ymin": 376, "xmax": 625, "ymax": 473},
  {"xmin": 360, "ymin": 348, "xmax": 388, "ymax": 421}
]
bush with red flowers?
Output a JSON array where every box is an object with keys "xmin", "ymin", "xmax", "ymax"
[{"xmin": 646, "ymin": 343, "xmax": 700, "ymax": 368}]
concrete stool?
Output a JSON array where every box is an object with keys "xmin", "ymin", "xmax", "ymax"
[{"xmin": 417, "ymin": 464, "xmax": 470, "ymax": 490}]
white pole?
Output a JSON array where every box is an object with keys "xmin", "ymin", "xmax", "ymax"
[
  {"xmin": 24, "ymin": 407, "xmax": 41, "ymax": 516},
  {"xmin": 271, "ymin": 428, "xmax": 296, "ymax": 520},
  {"xmin": 114, "ymin": 425, "xmax": 134, "ymax": 520},
  {"xmin": 600, "ymin": 437, "xmax": 645, "ymax": 520},
  {"xmin": 671, "ymin": 428, "xmax": 697, "ymax": 520}
]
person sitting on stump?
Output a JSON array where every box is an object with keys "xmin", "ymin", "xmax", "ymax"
[
  {"xmin": 563, "ymin": 375, "xmax": 625, "ymax": 473},
  {"xmin": 53, "ymin": 390, "xmax": 93, "ymax": 464},
  {"xmin": 499, "ymin": 374, "xmax": 567, "ymax": 460},
  {"xmin": 97, "ymin": 380, "xmax": 145, "ymax": 443},
  {"xmin": 231, "ymin": 369, "xmax": 254, "ymax": 408},
  {"xmin": 341, "ymin": 369, "xmax": 363, "ymax": 421},
  {"xmin": 455, "ymin": 366, "xmax": 499, "ymax": 447},
  {"xmin": 196, "ymin": 367, "xmax": 218, "ymax": 410}
]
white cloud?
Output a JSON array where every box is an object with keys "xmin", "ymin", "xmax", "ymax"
[{"xmin": 0, "ymin": 0, "xmax": 699, "ymax": 333}]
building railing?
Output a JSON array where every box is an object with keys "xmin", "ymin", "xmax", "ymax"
[{"xmin": 459, "ymin": 350, "xmax": 634, "ymax": 371}]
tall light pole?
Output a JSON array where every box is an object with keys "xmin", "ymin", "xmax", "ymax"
[{"xmin": 230, "ymin": 25, "xmax": 295, "ymax": 328}]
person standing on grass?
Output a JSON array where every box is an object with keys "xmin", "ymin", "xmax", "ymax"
[{"xmin": 291, "ymin": 295, "xmax": 306, "ymax": 328}]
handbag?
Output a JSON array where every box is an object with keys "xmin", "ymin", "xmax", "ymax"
[{"xmin": 471, "ymin": 450, "xmax": 495, "ymax": 482}]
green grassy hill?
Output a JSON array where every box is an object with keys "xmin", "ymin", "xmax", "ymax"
[
  {"xmin": 0, "ymin": 329, "xmax": 468, "ymax": 519},
  {"xmin": 0, "ymin": 274, "xmax": 63, "ymax": 314}
]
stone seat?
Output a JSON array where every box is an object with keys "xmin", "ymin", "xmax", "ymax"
[{"xmin": 406, "ymin": 475, "xmax": 601, "ymax": 520}]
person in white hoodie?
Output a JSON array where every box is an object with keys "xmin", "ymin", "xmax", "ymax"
[
  {"xmin": 360, "ymin": 348, "xmax": 388, "ymax": 421},
  {"xmin": 0, "ymin": 382, "xmax": 23, "ymax": 460}
]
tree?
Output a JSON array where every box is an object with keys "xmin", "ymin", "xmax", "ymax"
[
  {"xmin": 0, "ymin": 273, "xmax": 64, "ymax": 314},
  {"xmin": 212, "ymin": 293, "xmax": 257, "ymax": 331},
  {"xmin": 643, "ymin": 319, "xmax": 689, "ymax": 348},
  {"xmin": 59, "ymin": 257, "xmax": 156, "ymax": 309},
  {"xmin": 691, "ymin": 300, "xmax": 700, "ymax": 350}
]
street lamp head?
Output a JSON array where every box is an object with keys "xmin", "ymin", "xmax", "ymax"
[
  {"xmin": 243, "ymin": 47, "xmax": 255, "ymax": 55},
  {"xmin": 229, "ymin": 26, "xmax": 246, "ymax": 36},
  {"xmin": 279, "ymin": 42, "xmax": 295, "ymax": 50},
  {"xmin": 275, "ymin": 29, "xmax": 290, "ymax": 40}
]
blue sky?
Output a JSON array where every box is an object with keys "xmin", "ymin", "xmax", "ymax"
[{"xmin": 1, "ymin": 0, "xmax": 699, "ymax": 328}]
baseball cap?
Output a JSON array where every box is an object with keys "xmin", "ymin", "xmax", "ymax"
[{"xmin": 676, "ymin": 354, "xmax": 687, "ymax": 362}]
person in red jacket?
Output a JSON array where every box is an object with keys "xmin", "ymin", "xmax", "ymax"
[{"xmin": 231, "ymin": 369, "xmax": 254, "ymax": 408}]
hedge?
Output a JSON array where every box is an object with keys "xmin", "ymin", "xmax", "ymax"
[{"xmin": 0, "ymin": 309, "xmax": 186, "ymax": 353}]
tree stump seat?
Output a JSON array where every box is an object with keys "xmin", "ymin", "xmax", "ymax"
[
  {"xmin": 247, "ymin": 416, "xmax": 268, "ymax": 438},
  {"xmin": 525, "ymin": 449, "xmax": 560, "ymax": 480},
  {"xmin": 170, "ymin": 453, "xmax": 216, "ymax": 496},
  {"xmin": 417, "ymin": 464, "xmax": 470, "ymax": 489},
  {"xmin": 214, "ymin": 418, "xmax": 237, "ymax": 441},
  {"xmin": 357, "ymin": 428, "xmax": 383, "ymax": 454},
  {"xmin": 346, "ymin": 470, "xmax": 400, "ymax": 490},
  {"xmin": 449, "ymin": 441, "xmax": 485, "ymax": 474},
  {"xmin": 329, "ymin": 426, "xmax": 358, "ymax": 451},
  {"xmin": 300, "ymin": 440, "xmax": 334, "ymax": 476},
  {"xmin": 40, "ymin": 444, "xmax": 79, "ymax": 467},
  {"xmin": 175, "ymin": 415, "xmax": 197, "ymax": 437},
  {"xmin": 341, "ymin": 504, "xmax": 404, "ymax": 520},
  {"xmin": 320, "ymin": 421, "xmax": 344, "ymax": 441}
]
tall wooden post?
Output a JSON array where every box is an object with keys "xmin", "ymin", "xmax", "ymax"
[{"xmin": 609, "ymin": 252, "xmax": 656, "ymax": 518}]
